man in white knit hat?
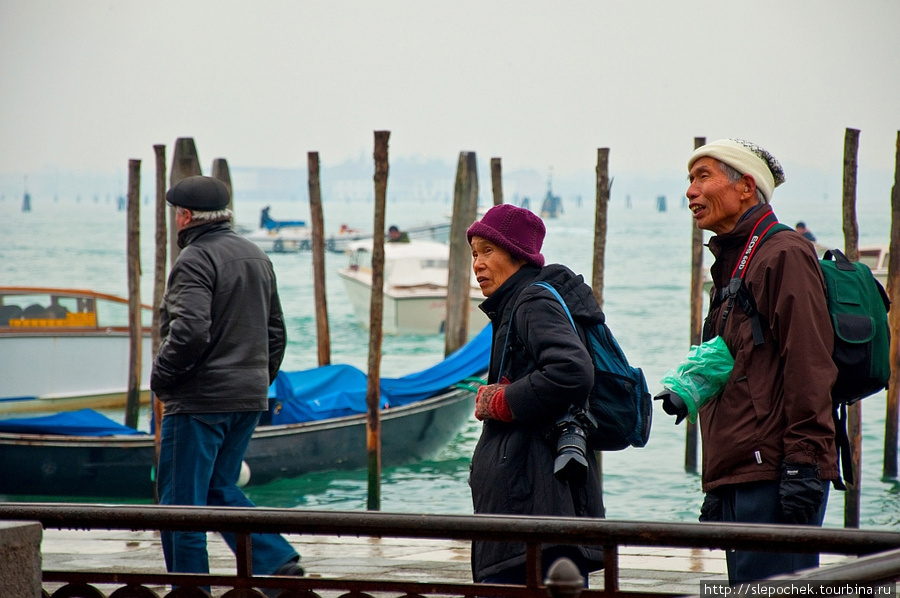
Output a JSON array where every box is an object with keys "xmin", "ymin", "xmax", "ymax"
[{"xmin": 684, "ymin": 140, "xmax": 837, "ymax": 582}]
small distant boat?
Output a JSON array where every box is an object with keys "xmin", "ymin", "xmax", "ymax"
[
  {"xmin": 245, "ymin": 223, "xmax": 310, "ymax": 253},
  {"xmin": 0, "ymin": 287, "xmax": 152, "ymax": 414},
  {"xmin": 337, "ymin": 239, "xmax": 488, "ymax": 337},
  {"xmin": 245, "ymin": 207, "xmax": 310, "ymax": 253},
  {"xmin": 0, "ymin": 326, "xmax": 491, "ymax": 499},
  {"xmin": 326, "ymin": 224, "xmax": 371, "ymax": 254}
]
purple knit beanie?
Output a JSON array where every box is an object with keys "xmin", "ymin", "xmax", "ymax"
[{"xmin": 466, "ymin": 204, "xmax": 546, "ymax": 268}]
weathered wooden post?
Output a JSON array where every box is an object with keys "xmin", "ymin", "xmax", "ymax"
[
  {"xmin": 490, "ymin": 157, "xmax": 504, "ymax": 206},
  {"xmin": 842, "ymin": 127, "xmax": 862, "ymax": 528},
  {"xmin": 308, "ymin": 151, "xmax": 331, "ymax": 366},
  {"xmin": 592, "ymin": 148, "xmax": 611, "ymax": 494},
  {"xmin": 152, "ymin": 144, "xmax": 167, "ymax": 500},
  {"xmin": 169, "ymin": 138, "xmax": 202, "ymax": 264},
  {"xmin": 685, "ymin": 136, "xmax": 706, "ymax": 473},
  {"xmin": 445, "ymin": 151, "xmax": 479, "ymax": 357},
  {"xmin": 211, "ymin": 158, "xmax": 233, "ymax": 226},
  {"xmin": 367, "ymin": 131, "xmax": 390, "ymax": 511},
  {"xmin": 884, "ymin": 131, "xmax": 900, "ymax": 480},
  {"xmin": 125, "ymin": 159, "xmax": 142, "ymax": 431}
]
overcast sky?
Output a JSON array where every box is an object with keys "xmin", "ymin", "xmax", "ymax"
[{"xmin": 2, "ymin": 1, "xmax": 898, "ymax": 180}]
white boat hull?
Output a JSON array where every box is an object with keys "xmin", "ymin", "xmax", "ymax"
[
  {"xmin": 0, "ymin": 286, "xmax": 154, "ymax": 414},
  {"xmin": 0, "ymin": 333, "xmax": 153, "ymax": 413},
  {"xmin": 339, "ymin": 271, "xmax": 487, "ymax": 337}
]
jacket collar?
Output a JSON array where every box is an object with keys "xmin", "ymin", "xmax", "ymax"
[{"xmin": 177, "ymin": 219, "xmax": 233, "ymax": 249}]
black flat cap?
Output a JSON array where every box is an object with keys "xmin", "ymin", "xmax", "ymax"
[{"xmin": 166, "ymin": 176, "xmax": 231, "ymax": 211}]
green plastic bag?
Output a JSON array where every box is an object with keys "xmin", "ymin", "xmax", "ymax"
[{"xmin": 660, "ymin": 336, "xmax": 734, "ymax": 423}]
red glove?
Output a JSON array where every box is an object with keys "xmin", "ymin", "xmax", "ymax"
[{"xmin": 475, "ymin": 383, "xmax": 513, "ymax": 422}]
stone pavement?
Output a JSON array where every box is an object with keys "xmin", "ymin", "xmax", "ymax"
[{"xmin": 40, "ymin": 528, "xmax": 851, "ymax": 596}]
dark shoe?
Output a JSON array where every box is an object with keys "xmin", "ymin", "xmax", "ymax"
[{"xmin": 260, "ymin": 558, "xmax": 304, "ymax": 597}]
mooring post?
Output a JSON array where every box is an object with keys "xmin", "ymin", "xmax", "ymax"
[
  {"xmin": 592, "ymin": 148, "xmax": 611, "ymax": 494},
  {"xmin": 885, "ymin": 131, "xmax": 900, "ymax": 480},
  {"xmin": 686, "ymin": 136, "xmax": 706, "ymax": 473},
  {"xmin": 843, "ymin": 127, "xmax": 862, "ymax": 528},
  {"xmin": 445, "ymin": 151, "xmax": 479, "ymax": 357},
  {"xmin": 169, "ymin": 138, "xmax": 202, "ymax": 264},
  {"xmin": 125, "ymin": 159, "xmax": 142, "ymax": 431},
  {"xmin": 308, "ymin": 151, "xmax": 331, "ymax": 367},
  {"xmin": 490, "ymin": 157, "xmax": 503, "ymax": 206},
  {"xmin": 152, "ymin": 144, "xmax": 167, "ymax": 501},
  {"xmin": 211, "ymin": 158, "xmax": 233, "ymax": 227},
  {"xmin": 367, "ymin": 131, "xmax": 390, "ymax": 511}
]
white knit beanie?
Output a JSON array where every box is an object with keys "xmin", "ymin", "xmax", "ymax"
[{"xmin": 688, "ymin": 139, "xmax": 786, "ymax": 203}]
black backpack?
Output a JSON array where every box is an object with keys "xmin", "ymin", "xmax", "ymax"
[
  {"xmin": 501, "ymin": 280, "xmax": 652, "ymax": 451},
  {"xmin": 710, "ymin": 210, "xmax": 890, "ymax": 486}
]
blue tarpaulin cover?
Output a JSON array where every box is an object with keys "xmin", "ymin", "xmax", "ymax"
[
  {"xmin": 271, "ymin": 324, "xmax": 490, "ymax": 424},
  {"xmin": 0, "ymin": 408, "xmax": 144, "ymax": 436},
  {"xmin": 0, "ymin": 325, "xmax": 491, "ymax": 435}
]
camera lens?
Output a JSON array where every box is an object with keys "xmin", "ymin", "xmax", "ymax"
[{"xmin": 553, "ymin": 424, "xmax": 590, "ymax": 484}]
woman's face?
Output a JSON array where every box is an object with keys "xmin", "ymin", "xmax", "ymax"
[{"xmin": 471, "ymin": 236, "xmax": 525, "ymax": 297}]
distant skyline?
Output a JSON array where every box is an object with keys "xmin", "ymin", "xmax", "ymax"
[{"xmin": 2, "ymin": 1, "xmax": 898, "ymax": 190}]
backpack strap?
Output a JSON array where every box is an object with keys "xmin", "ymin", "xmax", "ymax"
[
  {"xmin": 496, "ymin": 281, "xmax": 577, "ymax": 379},
  {"xmin": 715, "ymin": 212, "xmax": 789, "ymax": 344}
]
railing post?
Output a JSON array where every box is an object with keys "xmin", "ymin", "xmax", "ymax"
[{"xmin": 545, "ymin": 557, "xmax": 584, "ymax": 598}]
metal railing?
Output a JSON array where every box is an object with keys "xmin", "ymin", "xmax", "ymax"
[{"xmin": 3, "ymin": 502, "xmax": 900, "ymax": 598}]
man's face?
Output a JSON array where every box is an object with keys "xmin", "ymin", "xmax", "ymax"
[{"xmin": 686, "ymin": 157, "xmax": 749, "ymax": 234}]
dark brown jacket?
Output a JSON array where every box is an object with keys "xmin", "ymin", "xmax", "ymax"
[{"xmin": 700, "ymin": 205, "xmax": 838, "ymax": 492}]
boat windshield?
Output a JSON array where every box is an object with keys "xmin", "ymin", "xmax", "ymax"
[{"xmin": 0, "ymin": 291, "xmax": 151, "ymax": 329}]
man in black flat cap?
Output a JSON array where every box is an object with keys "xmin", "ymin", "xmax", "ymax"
[{"xmin": 151, "ymin": 176, "xmax": 303, "ymax": 595}]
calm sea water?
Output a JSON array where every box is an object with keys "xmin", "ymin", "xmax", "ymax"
[{"xmin": 2, "ymin": 189, "xmax": 897, "ymax": 530}]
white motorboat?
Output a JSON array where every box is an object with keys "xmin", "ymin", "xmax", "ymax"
[
  {"xmin": 0, "ymin": 287, "xmax": 153, "ymax": 414},
  {"xmin": 854, "ymin": 245, "xmax": 888, "ymax": 287},
  {"xmin": 337, "ymin": 239, "xmax": 488, "ymax": 337}
]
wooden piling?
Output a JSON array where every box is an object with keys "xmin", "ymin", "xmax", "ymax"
[
  {"xmin": 152, "ymin": 144, "xmax": 167, "ymax": 500},
  {"xmin": 445, "ymin": 152, "xmax": 479, "ymax": 357},
  {"xmin": 308, "ymin": 151, "xmax": 331, "ymax": 367},
  {"xmin": 367, "ymin": 131, "xmax": 390, "ymax": 511},
  {"xmin": 211, "ymin": 158, "xmax": 234, "ymax": 225},
  {"xmin": 125, "ymin": 159, "xmax": 142, "ymax": 431},
  {"xmin": 685, "ymin": 136, "xmax": 706, "ymax": 473},
  {"xmin": 592, "ymin": 148, "xmax": 611, "ymax": 495},
  {"xmin": 842, "ymin": 127, "xmax": 861, "ymax": 528},
  {"xmin": 490, "ymin": 158, "xmax": 504, "ymax": 206},
  {"xmin": 169, "ymin": 138, "xmax": 202, "ymax": 264},
  {"xmin": 884, "ymin": 131, "xmax": 900, "ymax": 480},
  {"xmin": 592, "ymin": 149, "xmax": 610, "ymax": 309}
]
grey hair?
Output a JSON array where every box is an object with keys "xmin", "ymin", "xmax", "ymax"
[
  {"xmin": 177, "ymin": 207, "xmax": 233, "ymax": 221},
  {"xmin": 718, "ymin": 162, "xmax": 767, "ymax": 205}
]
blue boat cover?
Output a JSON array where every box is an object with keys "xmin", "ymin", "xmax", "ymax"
[
  {"xmin": 271, "ymin": 324, "xmax": 491, "ymax": 424},
  {"xmin": 0, "ymin": 409, "xmax": 144, "ymax": 436},
  {"xmin": 0, "ymin": 324, "xmax": 491, "ymax": 435}
]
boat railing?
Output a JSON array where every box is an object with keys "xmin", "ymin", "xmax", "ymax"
[{"xmin": 3, "ymin": 503, "xmax": 900, "ymax": 597}]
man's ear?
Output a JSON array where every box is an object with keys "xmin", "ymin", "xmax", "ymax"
[{"xmin": 740, "ymin": 175, "xmax": 758, "ymax": 201}]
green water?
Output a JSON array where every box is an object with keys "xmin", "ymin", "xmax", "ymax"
[{"xmin": 2, "ymin": 191, "xmax": 898, "ymax": 529}]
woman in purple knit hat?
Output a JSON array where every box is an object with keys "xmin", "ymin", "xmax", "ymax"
[{"xmin": 466, "ymin": 203, "xmax": 605, "ymax": 587}]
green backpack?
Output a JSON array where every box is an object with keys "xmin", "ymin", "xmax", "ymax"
[{"xmin": 712, "ymin": 211, "xmax": 891, "ymax": 486}]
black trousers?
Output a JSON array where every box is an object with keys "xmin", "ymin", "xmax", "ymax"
[{"xmin": 719, "ymin": 480, "xmax": 830, "ymax": 584}]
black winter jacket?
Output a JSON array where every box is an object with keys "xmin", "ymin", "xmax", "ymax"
[
  {"xmin": 150, "ymin": 220, "xmax": 287, "ymax": 414},
  {"xmin": 469, "ymin": 263, "xmax": 605, "ymax": 582}
]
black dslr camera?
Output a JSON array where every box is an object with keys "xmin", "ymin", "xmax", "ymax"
[{"xmin": 550, "ymin": 405, "xmax": 597, "ymax": 484}]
